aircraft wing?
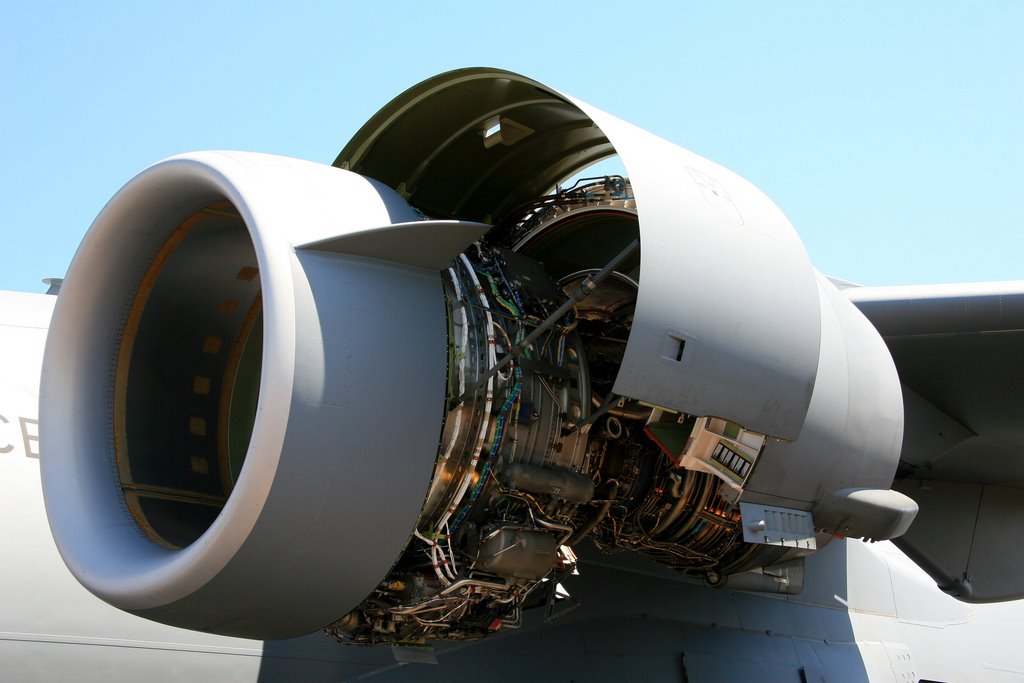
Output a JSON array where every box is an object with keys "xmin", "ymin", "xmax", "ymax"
[{"xmin": 847, "ymin": 280, "xmax": 1024, "ymax": 601}]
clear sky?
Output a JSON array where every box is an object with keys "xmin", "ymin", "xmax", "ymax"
[{"xmin": 1, "ymin": 1, "xmax": 1020, "ymax": 293}]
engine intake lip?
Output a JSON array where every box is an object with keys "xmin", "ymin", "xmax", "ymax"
[
  {"xmin": 41, "ymin": 153, "xmax": 299, "ymax": 610},
  {"xmin": 41, "ymin": 152, "xmax": 449, "ymax": 638}
]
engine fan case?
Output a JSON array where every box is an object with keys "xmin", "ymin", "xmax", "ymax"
[{"xmin": 40, "ymin": 152, "xmax": 451, "ymax": 638}]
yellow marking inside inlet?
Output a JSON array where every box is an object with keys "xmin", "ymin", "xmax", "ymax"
[
  {"xmin": 203, "ymin": 337, "xmax": 223, "ymax": 354},
  {"xmin": 189, "ymin": 417, "xmax": 207, "ymax": 436},
  {"xmin": 193, "ymin": 376, "xmax": 212, "ymax": 396},
  {"xmin": 190, "ymin": 456, "xmax": 210, "ymax": 475},
  {"xmin": 236, "ymin": 266, "xmax": 258, "ymax": 281},
  {"xmin": 218, "ymin": 299, "xmax": 238, "ymax": 316}
]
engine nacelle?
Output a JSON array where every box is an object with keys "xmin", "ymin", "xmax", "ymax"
[{"xmin": 40, "ymin": 69, "xmax": 916, "ymax": 644}]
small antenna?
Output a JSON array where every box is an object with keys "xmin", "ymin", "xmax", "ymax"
[{"xmin": 43, "ymin": 278, "xmax": 63, "ymax": 295}]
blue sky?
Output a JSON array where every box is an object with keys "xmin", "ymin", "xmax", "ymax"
[{"xmin": 1, "ymin": 1, "xmax": 1020, "ymax": 292}]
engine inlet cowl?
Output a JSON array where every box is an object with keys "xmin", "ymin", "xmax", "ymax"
[{"xmin": 40, "ymin": 151, "xmax": 484, "ymax": 639}]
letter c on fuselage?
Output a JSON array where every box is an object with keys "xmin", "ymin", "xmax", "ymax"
[{"xmin": 0, "ymin": 414, "xmax": 13, "ymax": 454}]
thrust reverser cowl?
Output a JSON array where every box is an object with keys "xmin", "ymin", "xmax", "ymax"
[
  {"xmin": 41, "ymin": 151, "xmax": 488, "ymax": 638},
  {"xmin": 337, "ymin": 68, "xmax": 821, "ymax": 441}
]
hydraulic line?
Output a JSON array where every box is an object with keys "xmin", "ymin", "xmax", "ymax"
[{"xmin": 466, "ymin": 238, "xmax": 639, "ymax": 395}]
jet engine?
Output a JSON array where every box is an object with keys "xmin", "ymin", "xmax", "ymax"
[{"xmin": 40, "ymin": 69, "xmax": 917, "ymax": 643}]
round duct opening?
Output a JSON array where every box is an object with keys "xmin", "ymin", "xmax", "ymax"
[{"xmin": 114, "ymin": 201, "xmax": 262, "ymax": 548}]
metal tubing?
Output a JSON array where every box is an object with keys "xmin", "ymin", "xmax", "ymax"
[
  {"xmin": 590, "ymin": 393, "xmax": 651, "ymax": 421},
  {"xmin": 565, "ymin": 391, "xmax": 621, "ymax": 435},
  {"xmin": 439, "ymin": 578, "xmax": 510, "ymax": 596},
  {"xmin": 565, "ymin": 482, "xmax": 619, "ymax": 547},
  {"xmin": 535, "ymin": 517, "xmax": 574, "ymax": 545},
  {"xmin": 467, "ymin": 238, "xmax": 639, "ymax": 396}
]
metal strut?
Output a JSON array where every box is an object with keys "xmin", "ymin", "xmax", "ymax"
[
  {"xmin": 563, "ymin": 390, "xmax": 622, "ymax": 436},
  {"xmin": 464, "ymin": 238, "xmax": 640, "ymax": 398}
]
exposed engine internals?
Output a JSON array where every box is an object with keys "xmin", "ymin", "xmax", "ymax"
[{"xmin": 328, "ymin": 178, "xmax": 775, "ymax": 645}]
